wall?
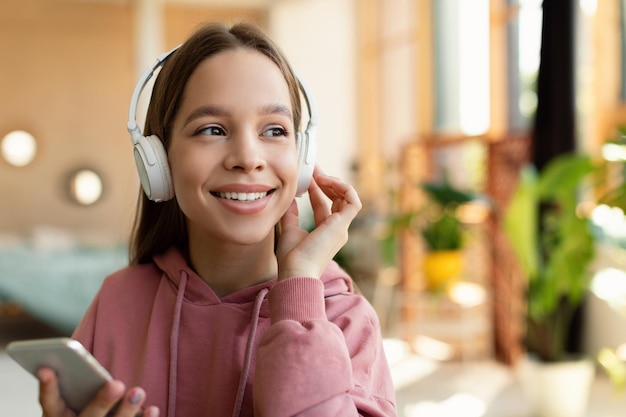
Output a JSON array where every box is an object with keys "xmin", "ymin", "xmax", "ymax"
[
  {"xmin": 0, "ymin": 0, "xmax": 135, "ymax": 243},
  {"xmin": 269, "ymin": 0, "xmax": 357, "ymax": 183}
]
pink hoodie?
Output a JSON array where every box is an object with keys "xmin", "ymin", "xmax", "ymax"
[{"xmin": 72, "ymin": 247, "xmax": 397, "ymax": 417}]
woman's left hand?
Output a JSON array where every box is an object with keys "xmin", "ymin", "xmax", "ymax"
[{"xmin": 276, "ymin": 166, "xmax": 362, "ymax": 280}]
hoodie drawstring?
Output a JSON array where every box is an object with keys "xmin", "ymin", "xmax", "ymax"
[
  {"xmin": 231, "ymin": 287, "xmax": 269, "ymax": 417},
  {"xmin": 168, "ymin": 270, "xmax": 188, "ymax": 417},
  {"xmin": 166, "ymin": 269, "xmax": 267, "ymax": 417}
]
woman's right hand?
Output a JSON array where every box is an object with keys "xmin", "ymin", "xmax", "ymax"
[{"xmin": 38, "ymin": 367, "xmax": 159, "ymax": 417}]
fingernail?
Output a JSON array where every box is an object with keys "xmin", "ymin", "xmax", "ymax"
[
  {"xmin": 37, "ymin": 368, "xmax": 51, "ymax": 383},
  {"xmin": 144, "ymin": 407, "xmax": 159, "ymax": 417},
  {"xmin": 128, "ymin": 388, "xmax": 144, "ymax": 405}
]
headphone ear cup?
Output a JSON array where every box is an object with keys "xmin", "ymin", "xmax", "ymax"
[
  {"xmin": 295, "ymin": 129, "xmax": 316, "ymax": 196},
  {"xmin": 133, "ymin": 135, "xmax": 174, "ymax": 202}
]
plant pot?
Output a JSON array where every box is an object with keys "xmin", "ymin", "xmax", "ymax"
[
  {"xmin": 422, "ymin": 250, "xmax": 463, "ymax": 292},
  {"xmin": 516, "ymin": 354, "xmax": 595, "ymax": 417}
]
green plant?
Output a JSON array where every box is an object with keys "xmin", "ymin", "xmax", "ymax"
[
  {"xmin": 503, "ymin": 153, "xmax": 597, "ymax": 362},
  {"xmin": 379, "ymin": 177, "xmax": 479, "ymax": 257},
  {"xmin": 595, "ymin": 126, "xmax": 626, "ymax": 210},
  {"xmin": 597, "ymin": 347, "xmax": 626, "ymax": 394},
  {"xmin": 421, "ymin": 210, "xmax": 463, "ymax": 251},
  {"xmin": 419, "ymin": 180, "xmax": 477, "ymax": 251}
]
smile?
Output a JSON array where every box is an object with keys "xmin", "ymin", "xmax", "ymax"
[{"xmin": 213, "ymin": 190, "xmax": 273, "ymax": 202}]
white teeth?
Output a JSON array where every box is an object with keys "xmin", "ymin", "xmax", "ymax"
[{"xmin": 218, "ymin": 191, "xmax": 267, "ymax": 201}]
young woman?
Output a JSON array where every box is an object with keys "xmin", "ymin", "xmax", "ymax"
[{"xmin": 37, "ymin": 21, "xmax": 397, "ymax": 417}]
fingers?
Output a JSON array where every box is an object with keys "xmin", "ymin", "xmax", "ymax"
[
  {"xmin": 276, "ymin": 167, "xmax": 362, "ymax": 280},
  {"xmin": 307, "ymin": 168, "xmax": 362, "ymax": 254},
  {"xmin": 309, "ymin": 169, "xmax": 362, "ymax": 226},
  {"xmin": 276, "ymin": 201, "xmax": 302, "ymax": 259},
  {"xmin": 279, "ymin": 200, "xmax": 299, "ymax": 232},
  {"xmin": 38, "ymin": 367, "xmax": 67, "ymax": 417},
  {"xmin": 38, "ymin": 367, "xmax": 156, "ymax": 417},
  {"xmin": 307, "ymin": 172, "xmax": 331, "ymax": 226},
  {"xmin": 108, "ymin": 387, "xmax": 149, "ymax": 417},
  {"xmin": 79, "ymin": 379, "xmax": 125, "ymax": 416},
  {"xmin": 82, "ymin": 381, "xmax": 150, "ymax": 417},
  {"xmin": 141, "ymin": 406, "xmax": 160, "ymax": 417},
  {"xmin": 93, "ymin": 386, "xmax": 157, "ymax": 417}
]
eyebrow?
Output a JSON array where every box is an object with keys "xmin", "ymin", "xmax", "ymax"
[
  {"xmin": 183, "ymin": 103, "xmax": 293, "ymax": 127},
  {"xmin": 183, "ymin": 105, "xmax": 230, "ymax": 127},
  {"xmin": 260, "ymin": 103, "xmax": 293, "ymax": 119}
]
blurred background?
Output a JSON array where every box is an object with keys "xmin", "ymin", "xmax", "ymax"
[{"xmin": 2, "ymin": 0, "xmax": 626, "ymax": 416}]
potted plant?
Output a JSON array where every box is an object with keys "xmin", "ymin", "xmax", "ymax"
[
  {"xmin": 418, "ymin": 180, "xmax": 477, "ymax": 292},
  {"xmin": 502, "ymin": 152, "xmax": 598, "ymax": 417},
  {"xmin": 378, "ymin": 175, "xmax": 485, "ymax": 293}
]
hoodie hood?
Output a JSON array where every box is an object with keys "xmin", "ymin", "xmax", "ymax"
[{"xmin": 153, "ymin": 247, "xmax": 354, "ymax": 304}]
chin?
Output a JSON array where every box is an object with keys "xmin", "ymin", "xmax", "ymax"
[{"xmin": 223, "ymin": 224, "xmax": 277, "ymax": 247}]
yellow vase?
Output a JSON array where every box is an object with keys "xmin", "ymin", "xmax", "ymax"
[{"xmin": 423, "ymin": 250, "xmax": 464, "ymax": 292}]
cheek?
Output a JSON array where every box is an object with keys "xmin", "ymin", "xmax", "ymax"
[
  {"xmin": 168, "ymin": 150, "xmax": 210, "ymax": 220},
  {"xmin": 275, "ymin": 149, "xmax": 300, "ymax": 191},
  {"xmin": 168, "ymin": 146, "xmax": 210, "ymax": 194}
]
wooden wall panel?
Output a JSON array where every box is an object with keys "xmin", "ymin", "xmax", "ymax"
[{"xmin": 0, "ymin": 0, "xmax": 135, "ymax": 240}]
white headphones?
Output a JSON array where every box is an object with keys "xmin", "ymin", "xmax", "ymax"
[{"xmin": 126, "ymin": 45, "xmax": 318, "ymax": 202}]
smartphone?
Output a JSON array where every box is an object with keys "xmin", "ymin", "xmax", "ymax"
[{"xmin": 7, "ymin": 337, "xmax": 113, "ymax": 413}]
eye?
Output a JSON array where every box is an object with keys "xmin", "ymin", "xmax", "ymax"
[
  {"xmin": 262, "ymin": 126, "xmax": 288, "ymax": 138},
  {"xmin": 196, "ymin": 125, "xmax": 226, "ymax": 136}
]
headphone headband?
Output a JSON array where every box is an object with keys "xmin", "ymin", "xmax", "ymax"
[{"xmin": 126, "ymin": 44, "xmax": 182, "ymax": 144}]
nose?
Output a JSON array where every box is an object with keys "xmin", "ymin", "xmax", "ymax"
[{"xmin": 223, "ymin": 128, "xmax": 266, "ymax": 173}]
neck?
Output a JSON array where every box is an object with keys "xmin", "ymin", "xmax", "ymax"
[{"xmin": 187, "ymin": 235, "xmax": 277, "ymax": 298}]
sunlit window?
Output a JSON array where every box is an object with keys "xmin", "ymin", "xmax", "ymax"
[
  {"xmin": 434, "ymin": 1, "xmax": 542, "ymax": 132},
  {"xmin": 458, "ymin": 0, "xmax": 490, "ymax": 135},
  {"xmin": 517, "ymin": 0, "xmax": 543, "ymax": 123},
  {"xmin": 1, "ymin": 130, "xmax": 37, "ymax": 167},
  {"xmin": 67, "ymin": 168, "xmax": 104, "ymax": 206},
  {"xmin": 435, "ymin": 0, "xmax": 490, "ymax": 135}
]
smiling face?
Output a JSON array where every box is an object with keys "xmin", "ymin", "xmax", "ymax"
[{"xmin": 168, "ymin": 48, "xmax": 299, "ymax": 250}]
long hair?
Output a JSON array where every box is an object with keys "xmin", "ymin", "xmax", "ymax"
[{"xmin": 129, "ymin": 22, "xmax": 303, "ymax": 265}]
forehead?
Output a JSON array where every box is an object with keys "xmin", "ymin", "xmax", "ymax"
[{"xmin": 180, "ymin": 49, "xmax": 292, "ymax": 110}]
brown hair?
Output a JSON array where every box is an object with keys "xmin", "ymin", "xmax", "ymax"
[{"xmin": 129, "ymin": 21, "xmax": 303, "ymax": 265}]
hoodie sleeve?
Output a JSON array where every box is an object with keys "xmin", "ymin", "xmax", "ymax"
[{"xmin": 253, "ymin": 276, "xmax": 397, "ymax": 417}]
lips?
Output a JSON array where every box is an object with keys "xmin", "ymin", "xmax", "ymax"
[
  {"xmin": 210, "ymin": 188, "xmax": 276, "ymax": 203},
  {"xmin": 209, "ymin": 187, "xmax": 276, "ymax": 215}
]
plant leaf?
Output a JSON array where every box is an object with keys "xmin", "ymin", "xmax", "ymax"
[
  {"xmin": 503, "ymin": 165, "xmax": 539, "ymax": 281},
  {"xmin": 537, "ymin": 154, "xmax": 594, "ymax": 201},
  {"xmin": 421, "ymin": 182, "xmax": 476, "ymax": 206}
]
